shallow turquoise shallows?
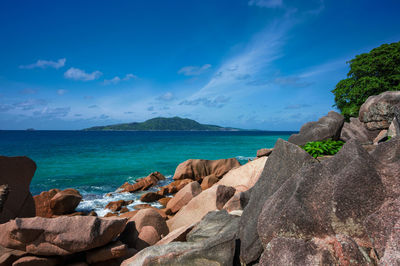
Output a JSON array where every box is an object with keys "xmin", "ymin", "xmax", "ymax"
[{"xmin": 0, "ymin": 130, "xmax": 294, "ymax": 214}]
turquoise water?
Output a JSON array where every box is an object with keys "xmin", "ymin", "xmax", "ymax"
[{"xmin": 0, "ymin": 130, "xmax": 294, "ymax": 214}]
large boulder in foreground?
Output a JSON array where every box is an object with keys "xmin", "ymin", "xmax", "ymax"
[
  {"xmin": 288, "ymin": 111, "xmax": 345, "ymax": 146},
  {"xmin": 340, "ymin": 117, "xmax": 379, "ymax": 143},
  {"xmin": 167, "ymin": 185, "xmax": 235, "ymax": 232},
  {"xmin": 359, "ymin": 91, "xmax": 400, "ymax": 130},
  {"xmin": 0, "ymin": 156, "xmax": 36, "ymax": 224},
  {"xmin": 239, "ymin": 139, "xmax": 315, "ymax": 264},
  {"xmin": 173, "ymin": 158, "xmax": 240, "ymax": 181},
  {"xmin": 34, "ymin": 188, "xmax": 82, "ymax": 217},
  {"xmin": 217, "ymin": 156, "xmax": 267, "ymax": 192},
  {"xmin": 0, "ymin": 216, "xmax": 127, "ymax": 255},
  {"xmin": 122, "ymin": 210, "xmax": 240, "ymax": 266},
  {"xmin": 256, "ymin": 138, "xmax": 400, "ymax": 265}
]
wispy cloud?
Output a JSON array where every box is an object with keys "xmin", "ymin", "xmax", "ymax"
[
  {"xmin": 20, "ymin": 58, "xmax": 66, "ymax": 69},
  {"xmin": 13, "ymin": 99, "xmax": 47, "ymax": 111},
  {"xmin": 103, "ymin": 73, "xmax": 137, "ymax": 85},
  {"xmin": 184, "ymin": 21, "xmax": 289, "ymax": 105},
  {"xmin": 156, "ymin": 92, "xmax": 174, "ymax": 101},
  {"xmin": 0, "ymin": 104, "xmax": 13, "ymax": 112},
  {"xmin": 179, "ymin": 96, "xmax": 230, "ymax": 108},
  {"xmin": 88, "ymin": 105, "xmax": 98, "ymax": 109},
  {"xmin": 178, "ymin": 64, "xmax": 212, "ymax": 76},
  {"xmin": 64, "ymin": 67, "xmax": 102, "ymax": 81},
  {"xmin": 248, "ymin": 0, "xmax": 283, "ymax": 8},
  {"xmin": 33, "ymin": 107, "xmax": 70, "ymax": 118},
  {"xmin": 57, "ymin": 89, "xmax": 67, "ymax": 95}
]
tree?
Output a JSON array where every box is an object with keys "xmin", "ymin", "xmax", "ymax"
[{"xmin": 332, "ymin": 41, "xmax": 400, "ymax": 120}]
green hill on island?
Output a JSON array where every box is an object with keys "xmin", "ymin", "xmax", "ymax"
[{"xmin": 83, "ymin": 117, "xmax": 241, "ymax": 131}]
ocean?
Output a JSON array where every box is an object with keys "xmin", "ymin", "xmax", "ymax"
[{"xmin": 0, "ymin": 130, "xmax": 294, "ymax": 215}]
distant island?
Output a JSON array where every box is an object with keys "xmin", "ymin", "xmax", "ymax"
[{"xmin": 83, "ymin": 117, "xmax": 243, "ymax": 131}]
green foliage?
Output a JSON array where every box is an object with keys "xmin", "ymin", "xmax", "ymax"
[
  {"xmin": 332, "ymin": 41, "xmax": 400, "ymax": 120},
  {"xmin": 301, "ymin": 139, "xmax": 344, "ymax": 158}
]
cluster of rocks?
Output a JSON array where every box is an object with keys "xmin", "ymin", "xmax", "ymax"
[
  {"xmin": 341, "ymin": 91, "xmax": 400, "ymax": 145},
  {"xmin": 0, "ymin": 90, "xmax": 398, "ymax": 265},
  {"xmin": 289, "ymin": 91, "xmax": 400, "ymax": 147}
]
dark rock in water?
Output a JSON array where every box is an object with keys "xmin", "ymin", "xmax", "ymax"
[
  {"xmin": 140, "ymin": 192, "xmax": 165, "ymax": 203},
  {"xmin": 0, "ymin": 156, "xmax": 36, "ymax": 223},
  {"xmin": 105, "ymin": 200, "xmax": 133, "ymax": 212},
  {"xmin": 34, "ymin": 188, "xmax": 82, "ymax": 217},
  {"xmin": 119, "ymin": 172, "xmax": 165, "ymax": 193},
  {"xmin": 288, "ymin": 111, "xmax": 345, "ymax": 146},
  {"xmin": 122, "ymin": 210, "xmax": 240, "ymax": 266},
  {"xmin": 157, "ymin": 179, "xmax": 192, "ymax": 195},
  {"xmin": 239, "ymin": 139, "xmax": 315, "ymax": 264},
  {"xmin": 359, "ymin": 91, "xmax": 400, "ymax": 130},
  {"xmin": 50, "ymin": 188, "xmax": 82, "ymax": 215},
  {"xmin": 0, "ymin": 216, "xmax": 127, "ymax": 256},
  {"xmin": 0, "ymin": 184, "xmax": 9, "ymax": 213},
  {"xmin": 340, "ymin": 117, "xmax": 379, "ymax": 143}
]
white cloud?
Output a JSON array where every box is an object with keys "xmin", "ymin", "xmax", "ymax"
[
  {"xmin": 248, "ymin": 0, "xmax": 283, "ymax": 8},
  {"xmin": 123, "ymin": 74, "xmax": 137, "ymax": 80},
  {"xmin": 156, "ymin": 92, "xmax": 174, "ymax": 101},
  {"xmin": 103, "ymin": 73, "xmax": 137, "ymax": 85},
  {"xmin": 20, "ymin": 58, "xmax": 66, "ymax": 69},
  {"xmin": 178, "ymin": 64, "xmax": 212, "ymax": 76},
  {"xmin": 64, "ymin": 67, "xmax": 102, "ymax": 81},
  {"xmin": 57, "ymin": 89, "xmax": 68, "ymax": 95}
]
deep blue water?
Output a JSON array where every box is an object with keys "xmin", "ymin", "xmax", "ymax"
[{"xmin": 0, "ymin": 130, "xmax": 294, "ymax": 215}]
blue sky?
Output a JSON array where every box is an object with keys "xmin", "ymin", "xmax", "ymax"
[{"xmin": 0, "ymin": 0, "xmax": 399, "ymax": 130}]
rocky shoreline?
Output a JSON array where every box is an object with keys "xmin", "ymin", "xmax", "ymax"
[{"xmin": 0, "ymin": 91, "xmax": 399, "ymax": 265}]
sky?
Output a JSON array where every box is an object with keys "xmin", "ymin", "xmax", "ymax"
[{"xmin": 0, "ymin": 0, "xmax": 399, "ymax": 130}]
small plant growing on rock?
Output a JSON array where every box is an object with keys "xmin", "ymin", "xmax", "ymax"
[{"xmin": 301, "ymin": 139, "xmax": 344, "ymax": 158}]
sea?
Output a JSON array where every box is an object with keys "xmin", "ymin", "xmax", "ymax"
[{"xmin": 0, "ymin": 130, "xmax": 295, "ymax": 216}]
